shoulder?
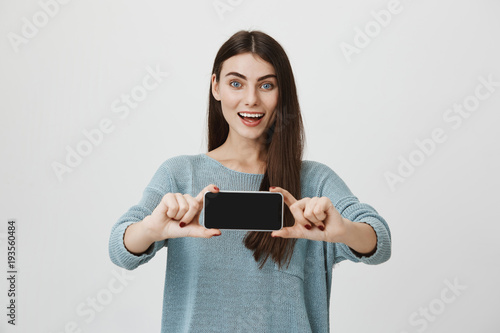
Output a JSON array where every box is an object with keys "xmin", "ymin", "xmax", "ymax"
[
  {"xmin": 146, "ymin": 154, "xmax": 203, "ymax": 193},
  {"xmin": 300, "ymin": 159, "xmax": 351, "ymax": 198},
  {"xmin": 160, "ymin": 154, "xmax": 192, "ymax": 167},
  {"xmin": 157, "ymin": 153, "xmax": 203, "ymax": 171},
  {"xmin": 150, "ymin": 154, "xmax": 199, "ymax": 182},
  {"xmin": 154, "ymin": 154, "xmax": 207, "ymax": 181},
  {"xmin": 301, "ymin": 159, "xmax": 341, "ymax": 181}
]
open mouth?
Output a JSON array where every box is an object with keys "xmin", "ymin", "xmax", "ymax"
[{"xmin": 238, "ymin": 112, "xmax": 265, "ymax": 122}]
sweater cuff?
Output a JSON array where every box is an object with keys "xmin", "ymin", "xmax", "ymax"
[
  {"xmin": 347, "ymin": 216, "xmax": 391, "ymax": 265},
  {"xmin": 109, "ymin": 221, "xmax": 165, "ymax": 270}
]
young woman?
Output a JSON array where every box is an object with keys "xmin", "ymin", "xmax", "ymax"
[{"xmin": 109, "ymin": 30, "xmax": 392, "ymax": 332}]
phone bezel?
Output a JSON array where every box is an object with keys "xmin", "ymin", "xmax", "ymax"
[{"xmin": 202, "ymin": 190, "xmax": 284, "ymax": 231}]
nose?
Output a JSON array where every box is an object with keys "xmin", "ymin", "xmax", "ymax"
[{"xmin": 244, "ymin": 86, "xmax": 259, "ymax": 106}]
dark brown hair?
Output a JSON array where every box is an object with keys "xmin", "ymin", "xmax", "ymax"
[{"xmin": 207, "ymin": 30, "xmax": 305, "ymax": 269}]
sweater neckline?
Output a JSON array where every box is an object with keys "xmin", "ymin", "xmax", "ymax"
[{"xmin": 201, "ymin": 153, "xmax": 265, "ymax": 176}]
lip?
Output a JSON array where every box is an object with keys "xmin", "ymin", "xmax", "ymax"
[{"xmin": 239, "ymin": 113, "xmax": 264, "ymax": 127}]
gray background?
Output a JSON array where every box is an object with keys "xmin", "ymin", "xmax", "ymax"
[{"xmin": 1, "ymin": 0, "xmax": 499, "ymax": 332}]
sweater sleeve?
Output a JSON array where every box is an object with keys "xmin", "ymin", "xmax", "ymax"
[
  {"xmin": 108, "ymin": 162, "xmax": 174, "ymax": 270},
  {"xmin": 316, "ymin": 163, "xmax": 392, "ymax": 265}
]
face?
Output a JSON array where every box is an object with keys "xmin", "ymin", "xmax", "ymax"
[{"xmin": 211, "ymin": 52, "xmax": 278, "ymax": 144}]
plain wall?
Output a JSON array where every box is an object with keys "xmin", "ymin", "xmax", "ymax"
[{"xmin": 1, "ymin": 0, "xmax": 499, "ymax": 332}]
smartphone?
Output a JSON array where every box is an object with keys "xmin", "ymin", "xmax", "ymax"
[{"xmin": 203, "ymin": 191, "xmax": 283, "ymax": 231}]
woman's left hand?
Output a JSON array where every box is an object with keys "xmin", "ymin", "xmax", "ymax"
[{"xmin": 269, "ymin": 186, "xmax": 348, "ymax": 243}]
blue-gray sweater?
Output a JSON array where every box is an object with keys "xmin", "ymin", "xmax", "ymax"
[{"xmin": 108, "ymin": 153, "xmax": 391, "ymax": 332}]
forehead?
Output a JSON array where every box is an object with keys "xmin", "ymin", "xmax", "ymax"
[{"xmin": 220, "ymin": 52, "xmax": 275, "ymax": 78}]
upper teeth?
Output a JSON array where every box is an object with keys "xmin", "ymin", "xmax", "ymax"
[{"xmin": 239, "ymin": 113, "xmax": 264, "ymax": 118}]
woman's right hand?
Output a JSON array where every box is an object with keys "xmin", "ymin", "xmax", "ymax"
[{"xmin": 143, "ymin": 184, "xmax": 221, "ymax": 241}]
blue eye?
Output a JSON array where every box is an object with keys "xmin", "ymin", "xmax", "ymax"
[
  {"xmin": 261, "ymin": 83, "xmax": 273, "ymax": 90},
  {"xmin": 230, "ymin": 81, "xmax": 241, "ymax": 88}
]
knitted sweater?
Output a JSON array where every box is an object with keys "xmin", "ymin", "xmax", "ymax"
[{"xmin": 108, "ymin": 153, "xmax": 392, "ymax": 332}]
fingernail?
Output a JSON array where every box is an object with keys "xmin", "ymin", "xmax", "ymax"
[
  {"xmin": 179, "ymin": 222, "xmax": 186, "ymax": 228},
  {"xmin": 270, "ymin": 186, "xmax": 276, "ymax": 189},
  {"xmin": 214, "ymin": 186, "xmax": 219, "ymax": 191},
  {"xmin": 214, "ymin": 233, "xmax": 221, "ymax": 237},
  {"xmin": 305, "ymin": 224, "xmax": 312, "ymax": 230},
  {"xmin": 318, "ymin": 225, "xmax": 325, "ymax": 231}
]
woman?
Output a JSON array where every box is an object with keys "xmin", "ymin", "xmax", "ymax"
[{"xmin": 109, "ymin": 30, "xmax": 391, "ymax": 332}]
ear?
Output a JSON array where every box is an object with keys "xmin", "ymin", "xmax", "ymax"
[{"xmin": 211, "ymin": 74, "xmax": 220, "ymax": 101}]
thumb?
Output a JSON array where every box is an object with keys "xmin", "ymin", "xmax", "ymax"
[{"xmin": 271, "ymin": 226, "xmax": 296, "ymax": 239}]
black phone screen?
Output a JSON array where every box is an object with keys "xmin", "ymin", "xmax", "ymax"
[{"xmin": 203, "ymin": 191, "xmax": 283, "ymax": 231}]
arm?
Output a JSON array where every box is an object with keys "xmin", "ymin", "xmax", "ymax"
[
  {"xmin": 326, "ymin": 182, "xmax": 392, "ymax": 265},
  {"xmin": 108, "ymin": 162, "xmax": 174, "ymax": 270},
  {"xmin": 337, "ymin": 217, "xmax": 378, "ymax": 257},
  {"xmin": 318, "ymin": 163, "xmax": 391, "ymax": 265},
  {"xmin": 123, "ymin": 215, "xmax": 157, "ymax": 255},
  {"xmin": 272, "ymin": 192, "xmax": 388, "ymax": 263},
  {"xmin": 268, "ymin": 161, "xmax": 392, "ymax": 265}
]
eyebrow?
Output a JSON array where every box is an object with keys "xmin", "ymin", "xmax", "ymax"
[{"xmin": 225, "ymin": 72, "xmax": 277, "ymax": 81}]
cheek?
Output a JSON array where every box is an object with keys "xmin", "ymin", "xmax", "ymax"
[
  {"xmin": 220, "ymin": 97, "xmax": 240, "ymax": 120},
  {"xmin": 263, "ymin": 92, "xmax": 279, "ymax": 110},
  {"xmin": 219, "ymin": 90, "xmax": 240, "ymax": 108}
]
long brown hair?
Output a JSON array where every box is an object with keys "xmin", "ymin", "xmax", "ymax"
[{"xmin": 207, "ymin": 30, "xmax": 305, "ymax": 269}]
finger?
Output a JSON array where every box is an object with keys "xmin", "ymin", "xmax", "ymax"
[
  {"xmin": 271, "ymin": 225, "xmax": 306, "ymax": 239},
  {"xmin": 303, "ymin": 198, "xmax": 322, "ymax": 223},
  {"xmin": 315, "ymin": 197, "xmax": 332, "ymax": 221},
  {"xmin": 272, "ymin": 224, "xmax": 327, "ymax": 241},
  {"xmin": 163, "ymin": 193, "xmax": 179, "ymax": 219},
  {"xmin": 269, "ymin": 187, "xmax": 316, "ymax": 231},
  {"xmin": 271, "ymin": 226, "xmax": 295, "ymax": 238},
  {"xmin": 173, "ymin": 193, "xmax": 189, "ymax": 221},
  {"xmin": 303, "ymin": 197, "xmax": 325, "ymax": 230},
  {"xmin": 288, "ymin": 199, "xmax": 313, "ymax": 229},
  {"xmin": 196, "ymin": 184, "xmax": 220, "ymax": 203},
  {"xmin": 184, "ymin": 224, "xmax": 222, "ymax": 238},
  {"xmin": 311, "ymin": 198, "xmax": 334, "ymax": 232},
  {"xmin": 157, "ymin": 192, "xmax": 174, "ymax": 216},
  {"xmin": 269, "ymin": 186, "xmax": 297, "ymax": 207},
  {"xmin": 179, "ymin": 194, "xmax": 200, "ymax": 226}
]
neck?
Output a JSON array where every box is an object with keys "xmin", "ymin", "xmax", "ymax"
[{"xmin": 217, "ymin": 134, "xmax": 268, "ymax": 165}]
